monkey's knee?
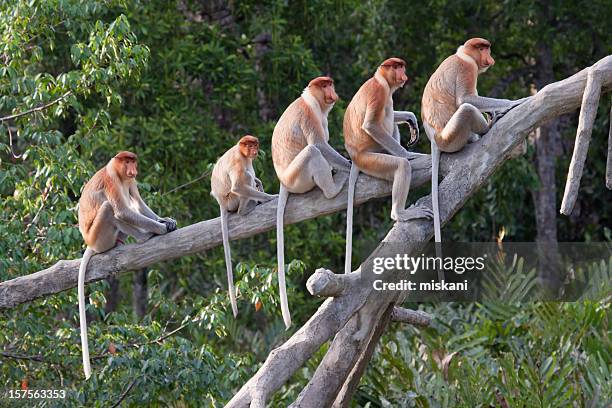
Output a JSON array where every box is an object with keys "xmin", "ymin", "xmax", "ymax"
[{"xmin": 457, "ymin": 103, "xmax": 480, "ymax": 117}]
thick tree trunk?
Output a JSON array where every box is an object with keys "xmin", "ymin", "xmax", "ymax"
[
  {"xmin": 103, "ymin": 277, "xmax": 120, "ymax": 314},
  {"xmin": 531, "ymin": 38, "xmax": 562, "ymax": 291},
  {"xmin": 132, "ymin": 269, "xmax": 148, "ymax": 319}
]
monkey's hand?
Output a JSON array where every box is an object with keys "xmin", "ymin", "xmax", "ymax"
[
  {"xmin": 158, "ymin": 217, "xmax": 178, "ymax": 233},
  {"xmin": 396, "ymin": 112, "xmax": 420, "ymax": 146},
  {"xmin": 254, "ymin": 178, "xmax": 264, "ymax": 192},
  {"xmin": 496, "ymin": 96, "xmax": 531, "ymax": 120}
]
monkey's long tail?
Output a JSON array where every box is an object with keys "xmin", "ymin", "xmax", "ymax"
[
  {"xmin": 220, "ymin": 206, "xmax": 238, "ymax": 318},
  {"xmin": 431, "ymin": 142, "xmax": 444, "ymax": 281},
  {"xmin": 344, "ymin": 163, "xmax": 360, "ymax": 274},
  {"xmin": 276, "ymin": 185, "xmax": 291, "ymax": 329},
  {"xmin": 431, "ymin": 141, "xmax": 442, "ymax": 243},
  {"xmin": 78, "ymin": 247, "xmax": 95, "ymax": 380}
]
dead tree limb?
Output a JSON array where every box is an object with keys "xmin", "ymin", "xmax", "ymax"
[
  {"xmin": 227, "ymin": 55, "xmax": 612, "ymax": 407},
  {"xmin": 561, "ymin": 68, "xmax": 604, "ymax": 214},
  {"xmin": 0, "ymin": 154, "xmax": 430, "ymax": 310}
]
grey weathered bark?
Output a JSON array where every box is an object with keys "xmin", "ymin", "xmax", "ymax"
[
  {"xmin": 561, "ymin": 69, "xmax": 603, "ymax": 214},
  {"xmin": 227, "ymin": 56, "xmax": 612, "ymax": 407},
  {"xmin": 132, "ymin": 269, "xmax": 148, "ymax": 319},
  {"xmin": 0, "ymin": 154, "xmax": 430, "ymax": 310}
]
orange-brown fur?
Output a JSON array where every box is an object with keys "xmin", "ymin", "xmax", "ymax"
[{"xmin": 421, "ymin": 38, "xmax": 494, "ymax": 152}]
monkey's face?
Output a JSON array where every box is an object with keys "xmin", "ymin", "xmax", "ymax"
[
  {"xmin": 476, "ymin": 46, "xmax": 495, "ymax": 73},
  {"xmin": 312, "ymin": 82, "xmax": 338, "ymax": 106},
  {"xmin": 465, "ymin": 38, "xmax": 495, "ymax": 73},
  {"xmin": 122, "ymin": 159, "xmax": 138, "ymax": 179},
  {"xmin": 239, "ymin": 141, "xmax": 259, "ymax": 159},
  {"xmin": 380, "ymin": 59, "xmax": 408, "ymax": 88}
]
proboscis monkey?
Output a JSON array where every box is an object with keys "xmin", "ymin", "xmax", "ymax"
[
  {"xmin": 211, "ymin": 135, "xmax": 276, "ymax": 318},
  {"xmin": 77, "ymin": 151, "xmax": 177, "ymax": 379},
  {"xmin": 343, "ymin": 57, "xmax": 431, "ymax": 273},
  {"xmin": 272, "ymin": 76, "xmax": 350, "ymax": 327},
  {"xmin": 421, "ymin": 38, "xmax": 529, "ymax": 242}
]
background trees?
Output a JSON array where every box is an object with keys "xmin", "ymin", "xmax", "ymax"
[{"xmin": 1, "ymin": 0, "xmax": 610, "ymax": 406}]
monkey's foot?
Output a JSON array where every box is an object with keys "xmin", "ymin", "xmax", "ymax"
[{"xmin": 392, "ymin": 204, "xmax": 434, "ymax": 222}]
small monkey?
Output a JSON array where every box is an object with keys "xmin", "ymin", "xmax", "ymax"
[
  {"xmin": 343, "ymin": 58, "xmax": 431, "ymax": 273},
  {"xmin": 77, "ymin": 151, "xmax": 177, "ymax": 379},
  {"xmin": 211, "ymin": 135, "xmax": 276, "ymax": 317},
  {"xmin": 421, "ymin": 38, "xmax": 528, "ymax": 242},
  {"xmin": 272, "ymin": 76, "xmax": 350, "ymax": 327}
]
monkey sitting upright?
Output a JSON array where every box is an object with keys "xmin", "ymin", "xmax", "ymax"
[
  {"xmin": 211, "ymin": 135, "xmax": 277, "ymax": 318},
  {"xmin": 343, "ymin": 58, "xmax": 432, "ymax": 273},
  {"xmin": 421, "ymin": 38, "xmax": 529, "ymax": 243},
  {"xmin": 272, "ymin": 76, "xmax": 351, "ymax": 328},
  {"xmin": 77, "ymin": 151, "xmax": 177, "ymax": 379}
]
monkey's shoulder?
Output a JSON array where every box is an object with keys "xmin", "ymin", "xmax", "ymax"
[{"xmin": 363, "ymin": 77, "xmax": 389, "ymax": 100}]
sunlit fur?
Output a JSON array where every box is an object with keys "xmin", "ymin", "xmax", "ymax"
[
  {"xmin": 211, "ymin": 135, "xmax": 275, "ymax": 319},
  {"xmin": 272, "ymin": 76, "xmax": 338, "ymax": 189},
  {"xmin": 421, "ymin": 38, "xmax": 495, "ymax": 149},
  {"xmin": 77, "ymin": 150, "xmax": 171, "ymax": 379}
]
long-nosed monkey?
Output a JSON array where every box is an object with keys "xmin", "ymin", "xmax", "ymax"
[
  {"xmin": 421, "ymin": 38, "xmax": 529, "ymax": 243},
  {"xmin": 211, "ymin": 135, "xmax": 276, "ymax": 317},
  {"xmin": 343, "ymin": 58, "xmax": 431, "ymax": 273},
  {"xmin": 77, "ymin": 151, "xmax": 177, "ymax": 379},
  {"xmin": 272, "ymin": 76, "xmax": 351, "ymax": 327}
]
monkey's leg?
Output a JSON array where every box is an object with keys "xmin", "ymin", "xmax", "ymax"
[
  {"xmin": 437, "ymin": 103, "xmax": 489, "ymax": 152},
  {"xmin": 356, "ymin": 152, "xmax": 431, "ymax": 222},
  {"xmin": 286, "ymin": 145, "xmax": 347, "ymax": 198},
  {"xmin": 237, "ymin": 198, "xmax": 258, "ymax": 216},
  {"xmin": 114, "ymin": 218, "xmax": 155, "ymax": 243},
  {"xmin": 86, "ymin": 202, "xmax": 120, "ymax": 253}
]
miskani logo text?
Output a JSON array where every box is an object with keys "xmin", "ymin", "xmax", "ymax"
[{"xmin": 371, "ymin": 254, "xmax": 487, "ymax": 292}]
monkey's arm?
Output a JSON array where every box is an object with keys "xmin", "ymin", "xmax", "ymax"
[
  {"xmin": 130, "ymin": 184, "xmax": 160, "ymax": 220},
  {"xmin": 459, "ymin": 93, "xmax": 525, "ymax": 112},
  {"xmin": 363, "ymin": 106, "xmax": 409, "ymax": 158},
  {"xmin": 393, "ymin": 111, "xmax": 418, "ymax": 125},
  {"xmin": 316, "ymin": 142, "xmax": 351, "ymax": 169},
  {"xmin": 393, "ymin": 111, "xmax": 420, "ymax": 145},
  {"xmin": 301, "ymin": 119, "xmax": 350, "ymax": 169},
  {"xmin": 231, "ymin": 174, "xmax": 276, "ymax": 202},
  {"xmin": 108, "ymin": 191, "xmax": 167, "ymax": 235},
  {"xmin": 130, "ymin": 185, "xmax": 177, "ymax": 231}
]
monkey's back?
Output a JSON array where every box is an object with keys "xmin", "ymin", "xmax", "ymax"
[
  {"xmin": 421, "ymin": 55, "xmax": 462, "ymax": 134},
  {"xmin": 343, "ymin": 78, "xmax": 387, "ymax": 157},
  {"xmin": 211, "ymin": 145, "xmax": 240, "ymax": 203},
  {"xmin": 271, "ymin": 98, "xmax": 309, "ymax": 176},
  {"xmin": 78, "ymin": 167, "xmax": 108, "ymax": 238}
]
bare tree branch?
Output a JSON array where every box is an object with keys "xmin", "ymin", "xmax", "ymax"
[
  {"xmin": 561, "ymin": 67, "xmax": 604, "ymax": 214},
  {"xmin": 227, "ymin": 55, "xmax": 612, "ymax": 407},
  {"xmin": 0, "ymin": 155, "xmax": 431, "ymax": 309}
]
